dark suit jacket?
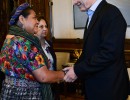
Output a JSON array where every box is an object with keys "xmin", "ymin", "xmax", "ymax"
[
  {"xmin": 47, "ymin": 40, "xmax": 57, "ymax": 71},
  {"xmin": 74, "ymin": 0, "xmax": 129, "ymax": 100}
]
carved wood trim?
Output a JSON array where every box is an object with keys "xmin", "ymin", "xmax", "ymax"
[
  {"xmin": 53, "ymin": 38, "xmax": 130, "ymax": 67},
  {"xmin": 0, "ymin": 0, "xmax": 9, "ymax": 49},
  {"xmin": 53, "ymin": 38, "xmax": 130, "ymax": 51},
  {"xmin": 53, "ymin": 38, "xmax": 83, "ymax": 52}
]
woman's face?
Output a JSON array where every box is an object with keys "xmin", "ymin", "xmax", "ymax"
[
  {"xmin": 22, "ymin": 10, "xmax": 38, "ymax": 34},
  {"xmin": 37, "ymin": 19, "xmax": 48, "ymax": 38}
]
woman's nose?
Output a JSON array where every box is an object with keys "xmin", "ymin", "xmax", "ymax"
[
  {"xmin": 36, "ymin": 19, "xmax": 39, "ymax": 24},
  {"xmin": 43, "ymin": 27, "xmax": 47, "ymax": 30}
]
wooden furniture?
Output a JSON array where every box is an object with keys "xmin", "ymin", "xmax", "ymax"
[
  {"xmin": 125, "ymin": 39, "xmax": 130, "ymax": 68},
  {"xmin": 53, "ymin": 38, "xmax": 130, "ymax": 67}
]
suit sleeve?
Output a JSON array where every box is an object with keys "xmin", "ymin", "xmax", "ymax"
[{"xmin": 74, "ymin": 7, "xmax": 127, "ymax": 78}]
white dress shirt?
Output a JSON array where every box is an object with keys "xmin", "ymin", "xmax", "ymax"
[
  {"xmin": 87, "ymin": 0, "xmax": 102, "ymax": 27},
  {"xmin": 42, "ymin": 40, "xmax": 54, "ymax": 70}
]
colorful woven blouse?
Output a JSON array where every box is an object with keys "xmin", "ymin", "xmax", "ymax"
[{"xmin": 0, "ymin": 36, "xmax": 45, "ymax": 81}]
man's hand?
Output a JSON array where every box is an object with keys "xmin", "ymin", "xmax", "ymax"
[{"xmin": 63, "ymin": 66, "xmax": 77, "ymax": 82}]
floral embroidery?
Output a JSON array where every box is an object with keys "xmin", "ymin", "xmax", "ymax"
[
  {"xmin": 35, "ymin": 54, "xmax": 44, "ymax": 65},
  {"xmin": 22, "ymin": 54, "xmax": 27, "ymax": 60},
  {"xmin": 23, "ymin": 45, "xmax": 28, "ymax": 51},
  {"xmin": 6, "ymin": 39, "xmax": 11, "ymax": 44},
  {"xmin": 4, "ymin": 61, "xmax": 11, "ymax": 70},
  {"xmin": 0, "ymin": 36, "xmax": 45, "ymax": 81},
  {"xmin": 31, "ymin": 46, "xmax": 38, "ymax": 53}
]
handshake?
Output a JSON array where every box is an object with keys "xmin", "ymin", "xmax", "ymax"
[{"xmin": 62, "ymin": 64, "xmax": 77, "ymax": 82}]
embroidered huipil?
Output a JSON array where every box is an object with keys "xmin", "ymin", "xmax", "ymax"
[{"xmin": 0, "ymin": 36, "xmax": 45, "ymax": 81}]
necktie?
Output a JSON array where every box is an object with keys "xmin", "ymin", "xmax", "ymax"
[
  {"xmin": 87, "ymin": 10, "xmax": 94, "ymax": 27},
  {"xmin": 83, "ymin": 10, "xmax": 93, "ymax": 40}
]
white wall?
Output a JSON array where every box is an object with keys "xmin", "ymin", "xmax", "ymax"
[
  {"xmin": 126, "ymin": 28, "xmax": 130, "ymax": 38},
  {"xmin": 52, "ymin": 0, "xmax": 130, "ymax": 39}
]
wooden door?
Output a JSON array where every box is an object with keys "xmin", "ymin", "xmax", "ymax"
[{"xmin": 0, "ymin": 0, "xmax": 10, "ymax": 49}]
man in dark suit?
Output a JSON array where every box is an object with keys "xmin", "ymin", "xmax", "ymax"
[{"xmin": 63, "ymin": 0, "xmax": 129, "ymax": 100}]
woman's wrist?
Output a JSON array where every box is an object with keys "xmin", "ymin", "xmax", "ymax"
[
  {"xmin": 62, "ymin": 70, "xmax": 66, "ymax": 75},
  {"xmin": 57, "ymin": 71, "xmax": 65, "ymax": 83}
]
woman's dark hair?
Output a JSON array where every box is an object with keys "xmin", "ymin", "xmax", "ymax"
[
  {"xmin": 10, "ymin": 6, "xmax": 33, "ymax": 25},
  {"xmin": 38, "ymin": 16, "xmax": 48, "ymax": 27}
]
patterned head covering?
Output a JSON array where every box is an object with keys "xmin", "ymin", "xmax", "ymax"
[{"xmin": 9, "ymin": 3, "xmax": 30, "ymax": 25}]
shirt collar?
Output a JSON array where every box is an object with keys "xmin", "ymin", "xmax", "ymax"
[
  {"xmin": 87, "ymin": 0, "xmax": 102, "ymax": 13},
  {"xmin": 44, "ymin": 40, "xmax": 50, "ymax": 48}
]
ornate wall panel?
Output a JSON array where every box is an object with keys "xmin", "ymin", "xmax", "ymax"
[{"xmin": 0, "ymin": 0, "xmax": 9, "ymax": 49}]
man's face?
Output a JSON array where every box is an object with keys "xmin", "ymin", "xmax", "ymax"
[{"xmin": 73, "ymin": 0, "xmax": 96, "ymax": 11}]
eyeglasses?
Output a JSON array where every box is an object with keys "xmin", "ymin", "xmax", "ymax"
[{"xmin": 38, "ymin": 25, "xmax": 48, "ymax": 29}]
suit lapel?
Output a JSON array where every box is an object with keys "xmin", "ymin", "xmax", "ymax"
[
  {"xmin": 83, "ymin": 12, "xmax": 98, "ymax": 41},
  {"xmin": 83, "ymin": 0, "xmax": 107, "ymax": 41},
  {"xmin": 84, "ymin": 14, "xmax": 98, "ymax": 41},
  {"xmin": 87, "ymin": 14, "xmax": 98, "ymax": 32},
  {"xmin": 83, "ymin": 18, "xmax": 89, "ymax": 40}
]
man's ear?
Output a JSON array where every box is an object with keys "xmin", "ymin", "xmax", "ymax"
[{"xmin": 19, "ymin": 15, "xmax": 25, "ymax": 24}]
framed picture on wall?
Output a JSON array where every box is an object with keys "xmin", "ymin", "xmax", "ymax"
[
  {"xmin": 73, "ymin": 5, "xmax": 88, "ymax": 29},
  {"xmin": 73, "ymin": 0, "xmax": 130, "ymax": 29}
]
